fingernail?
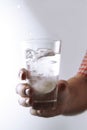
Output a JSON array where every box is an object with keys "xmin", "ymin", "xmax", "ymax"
[
  {"xmin": 25, "ymin": 98, "xmax": 30, "ymax": 105},
  {"xmin": 30, "ymin": 109, "xmax": 41, "ymax": 116},
  {"xmin": 30, "ymin": 109, "xmax": 37, "ymax": 115},
  {"xmin": 37, "ymin": 110, "xmax": 41, "ymax": 114},
  {"xmin": 25, "ymin": 88, "xmax": 30, "ymax": 96},
  {"xmin": 18, "ymin": 98, "xmax": 30, "ymax": 107}
]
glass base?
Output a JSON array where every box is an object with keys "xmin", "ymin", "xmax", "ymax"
[{"xmin": 32, "ymin": 88, "xmax": 58, "ymax": 110}]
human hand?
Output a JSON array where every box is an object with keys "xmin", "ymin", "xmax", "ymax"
[
  {"xmin": 16, "ymin": 50, "xmax": 87, "ymax": 117},
  {"xmin": 16, "ymin": 68, "xmax": 70, "ymax": 117}
]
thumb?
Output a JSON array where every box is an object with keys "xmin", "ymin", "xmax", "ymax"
[{"xmin": 57, "ymin": 80, "xmax": 68, "ymax": 92}]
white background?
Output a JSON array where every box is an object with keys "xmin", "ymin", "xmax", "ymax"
[{"xmin": 0, "ymin": 0, "xmax": 87, "ymax": 130}]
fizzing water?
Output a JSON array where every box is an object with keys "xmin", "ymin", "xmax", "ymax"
[
  {"xmin": 25, "ymin": 48, "xmax": 60, "ymax": 94},
  {"xmin": 26, "ymin": 49, "xmax": 60, "ymax": 93}
]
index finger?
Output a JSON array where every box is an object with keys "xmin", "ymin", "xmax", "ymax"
[{"xmin": 19, "ymin": 68, "xmax": 30, "ymax": 80}]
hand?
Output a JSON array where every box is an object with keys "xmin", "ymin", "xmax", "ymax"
[
  {"xmin": 16, "ymin": 68, "xmax": 70, "ymax": 118},
  {"xmin": 16, "ymin": 69, "xmax": 87, "ymax": 117}
]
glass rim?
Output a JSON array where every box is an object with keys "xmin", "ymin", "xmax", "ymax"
[{"xmin": 23, "ymin": 38, "xmax": 61, "ymax": 42}]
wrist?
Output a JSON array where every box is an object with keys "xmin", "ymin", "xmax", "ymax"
[{"xmin": 63, "ymin": 74, "xmax": 87, "ymax": 115}]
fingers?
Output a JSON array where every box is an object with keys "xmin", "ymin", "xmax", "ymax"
[
  {"xmin": 16, "ymin": 83, "xmax": 31, "ymax": 97},
  {"xmin": 16, "ymin": 68, "xmax": 32, "ymax": 107},
  {"xmin": 16, "ymin": 83, "xmax": 33, "ymax": 107},
  {"xmin": 19, "ymin": 68, "xmax": 30, "ymax": 80},
  {"xmin": 18, "ymin": 97, "xmax": 31, "ymax": 107},
  {"xmin": 30, "ymin": 108, "xmax": 61, "ymax": 118}
]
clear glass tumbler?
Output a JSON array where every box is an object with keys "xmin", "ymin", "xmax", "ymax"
[{"xmin": 23, "ymin": 39, "xmax": 61, "ymax": 109}]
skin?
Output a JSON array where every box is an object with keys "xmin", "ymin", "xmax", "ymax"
[{"xmin": 16, "ymin": 68, "xmax": 87, "ymax": 118}]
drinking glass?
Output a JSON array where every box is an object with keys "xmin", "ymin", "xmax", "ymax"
[{"xmin": 22, "ymin": 39, "xmax": 61, "ymax": 109}]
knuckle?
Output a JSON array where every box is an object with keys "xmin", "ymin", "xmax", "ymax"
[
  {"xmin": 16, "ymin": 83, "xmax": 30, "ymax": 97},
  {"xmin": 18, "ymin": 97, "xmax": 30, "ymax": 107}
]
